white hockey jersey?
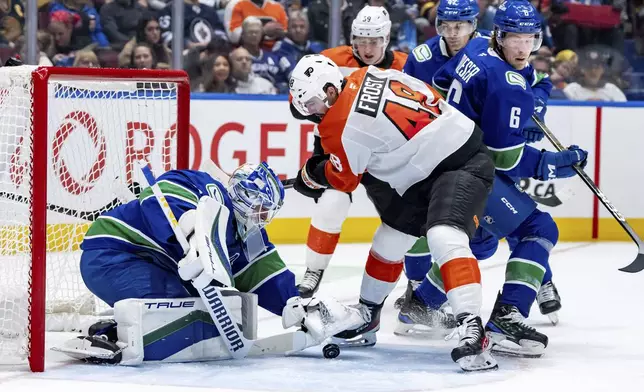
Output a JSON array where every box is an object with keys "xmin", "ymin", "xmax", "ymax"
[{"xmin": 318, "ymin": 66, "xmax": 476, "ymax": 195}]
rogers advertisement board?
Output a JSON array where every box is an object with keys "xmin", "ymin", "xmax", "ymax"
[{"xmin": 1, "ymin": 94, "xmax": 641, "ymax": 242}]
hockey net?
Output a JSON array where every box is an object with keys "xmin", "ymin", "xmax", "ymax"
[{"xmin": 0, "ymin": 66, "xmax": 190, "ymax": 371}]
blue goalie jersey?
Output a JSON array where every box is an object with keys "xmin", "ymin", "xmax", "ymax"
[
  {"xmin": 432, "ymin": 37, "xmax": 552, "ymax": 179},
  {"xmin": 80, "ymin": 170, "xmax": 297, "ymax": 315}
]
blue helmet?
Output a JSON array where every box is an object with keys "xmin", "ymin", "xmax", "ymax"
[
  {"xmin": 494, "ymin": 0, "xmax": 541, "ymax": 34},
  {"xmin": 436, "ymin": 0, "xmax": 479, "ymax": 22},
  {"xmin": 228, "ymin": 162, "xmax": 285, "ymax": 240},
  {"xmin": 493, "ymin": 0, "xmax": 543, "ymax": 51},
  {"xmin": 436, "ymin": 0, "xmax": 479, "ymax": 38}
]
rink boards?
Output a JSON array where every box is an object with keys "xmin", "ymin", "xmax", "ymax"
[{"xmin": 0, "ymin": 96, "xmax": 642, "ymax": 251}]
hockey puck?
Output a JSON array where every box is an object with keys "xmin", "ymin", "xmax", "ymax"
[{"xmin": 322, "ymin": 343, "xmax": 340, "ymax": 359}]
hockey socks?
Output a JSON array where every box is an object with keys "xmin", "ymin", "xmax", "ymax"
[
  {"xmin": 403, "ymin": 237, "xmax": 432, "ymax": 281},
  {"xmin": 500, "ymin": 239, "xmax": 549, "ymax": 317},
  {"xmin": 415, "ymin": 262, "xmax": 448, "ymax": 310}
]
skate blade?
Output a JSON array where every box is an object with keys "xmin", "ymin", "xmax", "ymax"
[
  {"xmin": 487, "ymin": 332, "xmax": 546, "ymax": 358},
  {"xmin": 547, "ymin": 312, "xmax": 559, "ymax": 326},
  {"xmin": 457, "ymin": 351, "xmax": 498, "ymax": 372},
  {"xmin": 331, "ymin": 332, "xmax": 377, "ymax": 348},
  {"xmin": 393, "ymin": 320, "xmax": 452, "ymax": 339}
]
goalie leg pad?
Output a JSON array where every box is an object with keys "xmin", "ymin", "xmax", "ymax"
[{"xmin": 53, "ymin": 292, "xmax": 258, "ymax": 366}]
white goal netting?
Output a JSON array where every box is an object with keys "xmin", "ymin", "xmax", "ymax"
[{"xmin": 0, "ymin": 66, "xmax": 186, "ymax": 365}]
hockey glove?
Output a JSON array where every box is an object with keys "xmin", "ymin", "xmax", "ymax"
[
  {"xmin": 535, "ymin": 145, "xmax": 588, "ymax": 181},
  {"xmin": 294, "ymin": 154, "xmax": 329, "ymax": 199},
  {"xmin": 522, "ymin": 97, "xmax": 547, "ymax": 143}
]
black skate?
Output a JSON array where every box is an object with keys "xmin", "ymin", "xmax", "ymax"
[
  {"xmin": 537, "ymin": 281, "xmax": 562, "ymax": 325},
  {"xmin": 393, "ymin": 279, "xmax": 421, "ymax": 309},
  {"xmin": 485, "ymin": 295, "xmax": 548, "ymax": 358},
  {"xmin": 297, "ymin": 268, "xmax": 324, "ymax": 298},
  {"xmin": 332, "ymin": 299, "xmax": 382, "ymax": 348},
  {"xmin": 52, "ymin": 319, "xmax": 123, "ymax": 364},
  {"xmin": 448, "ymin": 313, "xmax": 498, "ymax": 372},
  {"xmin": 394, "ymin": 283, "xmax": 456, "ymax": 338}
]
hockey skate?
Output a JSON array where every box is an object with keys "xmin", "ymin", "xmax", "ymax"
[
  {"xmin": 447, "ymin": 313, "xmax": 498, "ymax": 372},
  {"xmin": 52, "ymin": 319, "xmax": 124, "ymax": 364},
  {"xmin": 331, "ymin": 299, "xmax": 381, "ymax": 348},
  {"xmin": 393, "ymin": 279, "xmax": 421, "ymax": 309},
  {"xmin": 394, "ymin": 282, "xmax": 456, "ymax": 338},
  {"xmin": 537, "ymin": 281, "xmax": 561, "ymax": 325},
  {"xmin": 297, "ymin": 268, "xmax": 324, "ymax": 298},
  {"xmin": 485, "ymin": 295, "xmax": 548, "ymax": 358}
]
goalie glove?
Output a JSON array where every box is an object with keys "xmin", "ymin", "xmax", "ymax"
[{"xmin": 281, "ymin": 296, "xmax": 369, "ymax": 343}]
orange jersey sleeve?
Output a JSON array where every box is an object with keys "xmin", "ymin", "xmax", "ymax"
[
  {"xmin": 391, "ymin": 51, "xmax": 408, "ymax": 71},
  {"xmin": 318, "ymin": 68, "xmax": 370, "ymax": 193},
  {"xmin": 321, "ymin": 46, "xmax": 359, "ymax": 68}
]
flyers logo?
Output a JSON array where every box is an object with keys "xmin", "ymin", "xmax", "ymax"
[{"xmin": 329, "ymin": 154, "xmax": 343, "ymax": 172}]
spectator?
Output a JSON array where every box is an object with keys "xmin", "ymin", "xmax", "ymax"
[
  {"xmin": 119, "ymin": 15, "xmax": 171, "ymax": 68},
  {"xmin": 273, "ymin": 10, "xmax": 324, "ymax": 77},
  {"xmin": 159, "ymin": 0, "xmax": 226, "ymax": 50},
  {"xmin": 273, "ymin": 10, "xmax": 324, "ymax": 60},
  {"xmin": 530, "ymin": 55, "xmax": 552, "ymax": 74},
  {"xmin": 184, "ymin": 37, "xmax": 232, "ymax": 90},
  {"xmin": 477, "ymin": 0, "xmax": 497, "ymax": 32},
  {"xmin": 550, "ymin": 49, "xmax": 578, "ymax": 89},
  {"xmin": 0, "ymin": 0, "xmax": 25, "ymax": 46},
  {"xmin": 307, "ymin": 0, "xmax": 354, "ymax": 45},
  {"xmin": 49, "ymin": 0, "xmax": 110, "ymax": 49},
  {"xmin": 563, "ymin": 49, "xmax": 627, "ymax": 101},
  {"xmin": 130, "ymin": 42, "xmax": 157, "ymax": 69},
  {"xmin": 15, "ymin": 31, "xmax": 55, "ymax": 66},
  {"xmin": 550, "ymin": 0, "xmax": 625, "ymax": 53},
  {"xmin": 224, "ymin": 0, "xmax": 288, "ymax": 47},
  {"xmin": 229, "ymin": 46, "xmax": 276, "ymax": 94},
  {"xmin": 49, "ymin": 10, "xmax": 84, "ymax": 66},
  {"xmin": 241, "ymin": 16, "xmax": 289, "ymax": 92},
  {"xmin": 199, "ymin": 52, "xmax": 236, "ymax": 92},
  {"xmin": 73, "ymin": 49, "xmax": 99, "ymax": 66},
  {"xmin": 630, "ymin": 0, "xmax": 644, "ymax": 55},
  {"xmin": 100, "ymin": 0, "xmax": 151, "ymax": 51}
]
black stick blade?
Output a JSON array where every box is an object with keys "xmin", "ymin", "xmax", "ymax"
[{"xmin": 619, "ymin": 252, "xmax": 644, "ymax": 273}]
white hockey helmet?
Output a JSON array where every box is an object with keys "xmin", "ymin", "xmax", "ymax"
[
  {"xmin": 351, "ymin": 6, "xmax": 392, "ymax": 47},
  {"xmin": 289, "ymin": 54, "xmax": 344, "ymax": 117}
]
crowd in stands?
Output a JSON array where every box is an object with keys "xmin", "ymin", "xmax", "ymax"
[{"xmin": 0, "ymin": 0, "xmax": 642, "ymax": 100}]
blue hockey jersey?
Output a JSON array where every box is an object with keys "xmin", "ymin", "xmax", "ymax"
[
  {"xmin": 431, "ymin": 38, "xmax": 552, "ymax": 178},
  {"xmin": 81, "ymin": 170, "xmax": 295, "ymax": 315},
  {"xmin": 403, "ymin": 32, "xmax": 490, "ymax": 83}
]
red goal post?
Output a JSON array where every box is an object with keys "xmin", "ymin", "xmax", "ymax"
[{"xmin": 0, "ymin": 66, "xmax": 190, "ymax": 372}]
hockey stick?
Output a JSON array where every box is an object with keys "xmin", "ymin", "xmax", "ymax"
[
  {"xmin": 532, "ymin": 115, "xmax": 644, "ymax": 273},
  {"xmin": 282, "ymin": 178, "xmax": 296, "ymax": 189}
]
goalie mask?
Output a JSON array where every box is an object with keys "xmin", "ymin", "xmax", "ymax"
[{"xmin": 228, "ymin": 162, "xmax": 285, "ymax": 244}]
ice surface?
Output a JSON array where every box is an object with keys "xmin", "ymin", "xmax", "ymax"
[{"xmin": 2, "ymin": 242, "xmax": 644, "ymax": 392}]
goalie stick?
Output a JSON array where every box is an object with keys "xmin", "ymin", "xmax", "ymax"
[
  {"xmin": 532, "ymin": 115, "xmax": 644, "ymax": 273},
  {"xmin": 137, "ymin": 162, "xmax": 316, "ymax": 359}
]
